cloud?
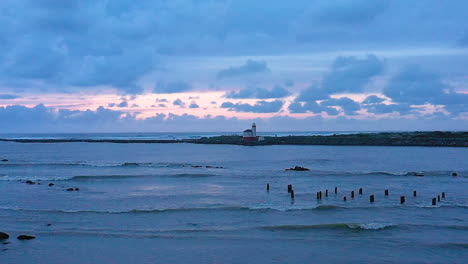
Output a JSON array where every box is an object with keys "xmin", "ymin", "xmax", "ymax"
[
  {"xmin": 155, "ymin": 98, "xmax": 168, "ymax": 103},
  {"xmin": 364, "ymin": 103, "xmax": 414, "ymax": 115},
  {"xmin": 189, "ymin": 102, "xmax": 199, "ymax": 108},
  {"xmin": 173, "ymin": 98, "xmax": 185, "ymax": 107},
  {"xmin": 362, "ymin": 95, "xmax": 385, "ymax": 104},
  {"xmin": 288, "ymin": 101, "xmax": 339, "ymax": 115},
  {"xmin": 216, "ymin": 59, "xmax": 270, "ymax": 79},
  {"xmin": 0, "ymin": 104, "xmax": 466, "ymax": 133},
  {"xmin": 295, "ymin": 55, "xmax": 384, "ymax": 102},
  {"xmin": 108, "ymin": 101, "xmax": 128, "ymax": 108},
  {"xmin": 321, "ymin": 97, "xmax": 361, "ymax": 115},
  {"xmin": 0, "ymin": 94, "xmax": 22, "ymax": 99},
  {"xmin": 221, "ymin": 100, "xmax": 284, "ymax": 113},
  {"xmin": 224, "ymin": 85, "xmax": 290, "ymax": 99},
  {"xmin": 154, "ymin": 81, "xmax": 192, "ymax": 94}
]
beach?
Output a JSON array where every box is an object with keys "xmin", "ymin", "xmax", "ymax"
[{"xmin": 0, "ymin": 138, "xmax": 467, "ymax": 263}]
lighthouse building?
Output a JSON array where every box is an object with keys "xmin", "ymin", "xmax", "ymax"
[{"xmin": 243, "ymin": 123, "xmax": 257, "ymax": 142}]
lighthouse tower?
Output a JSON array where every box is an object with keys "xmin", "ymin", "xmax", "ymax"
[{"xmin": 252, "ymin": 123, "xmax": 256, "ymax": 137}]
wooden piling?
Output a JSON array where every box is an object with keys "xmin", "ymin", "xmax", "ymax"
[
  {"xmin": 385, "ymin": 189, "xmax": 389, "ymax": 196},
  {"xmin": 370, "ymin": 195, "xmax": 375, "ymax": 203},
  {"xmin": 343, "ymin": 196, "xmax": 347, "ymax": 201},
  {"xmin": 334, "ymin": 187, "xmax": 338, "ymax": 194},
  {"xmin": 351, "ymin": 191, "xmax": 355, "ymax": 198},
  {"xmin": 413, "ymin": 191, "xmax": 417, "ymax": 197},
  {"xmin": 400, "ymin": 196, "xmax": 405, "ymax": 204},
  {"xmin": 432, "ymin": 198, "xmax": 437, "ymax": 205},
  {"xmin": 437, "ymin": 195, "xmax": 440, "ymax": 202},
  {"xmin": 267, "ymin": 184, "xmax": 270, "ymax": 191},
  {"xmin": 319, "ymin": 191, "xmax": 322, "ymax": 199},
  {"xmin": 291, "ymin": 190, "xmax": 295, "ymax": 199},
  {"xmin": 359, "ymin": 188, "xmax": 363, "ymax": 195},
  {"xmin": 287, "ymin": 184, "xmax": 292, "ymax": 193},
  {"xmin": 325, "ymin": 189, "xmax": 329, "ymax": 197},
  {"xmin": 316, "ymin": 192, "xmax": 320, "ymax": 200},
  {"xmin": 442, "ymin": 192, "xmax": 446, "ymax": 198}
]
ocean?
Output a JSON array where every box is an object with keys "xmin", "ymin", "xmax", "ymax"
[{"xmin": 0, "ymin": 133, "xmax": 467, "ymax": 263}]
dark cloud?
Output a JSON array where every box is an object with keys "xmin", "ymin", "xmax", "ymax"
[
  {"xmin": 155, "ymin": 98, "xmax": 168, "ymax": 103},
  {"xmin": 362, "ymin": 95, "xmax": 385, "ymax": 104},
  {"xmin": 321, "ymin": 97, "xmax": 361, "ymax": 115},
  {"xmin": 173, "ymin": 98, "xmax": 185, "ymax": 107},
  {"xmin": 288, "ymin": 101, "xmax": 339, "ymax": 115},
  {"xmin": 295, "ymin": 55, "xmax": 384, "ymax": 102},
  {"xmin": 189, "ymin": 102, "xmax": 200, "ymax": 108},
  {"xmin": 0, "ymin": 94, "xmax": 22, "ymax": 99},
  {"xmin": 224, "ymin": 85, "xmax": 290, "ymax": 99},
  {"xmin": 216, "ymin": 59, "xmax": 270, "ymax": 79},
  {"xmin": 221, "ymin": 100, "xmax": 284, "ymax": 113},
  {"xmin": 154, "ymin": 81, "xmax": 192, "ymax": 94}
]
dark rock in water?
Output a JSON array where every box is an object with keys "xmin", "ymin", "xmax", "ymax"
[
  {"xmin": 0, "ymin": 232, "xmax": 9, "ymax": 240},
  {"xmin": 3, "ymin": 242, "xmax": 11, "ymax": 245},
  {"xmin": 407, "ymin": 172, "xmax": 424, "ymax": 177},
  {"xmin": 74, "ymin": 188, "xmax": 79, "ymax": 191},
  {"xmin": 452, "ymin": 172, "xmax": 458, "ymax": 176},
  {"xmin": 48, "ymin": 183, "xmax": 55, "ymax": 186},
  {"xmin": 286, "ymin": 166, "xmax": 310, "ymax": 171},
  {"xmin": 1, "ymin": 159, "xmax": 8, "ymax": 162},
  {"xmin": 192, "ymin": 165, "xmax": 202, "ymax": 168},
  {"xmin": 66, "ymin": 188, "xmax": 74, "ymax": 191},
  {"xmin": 25, "ymin": 180, "xmax": 36, "ymax": 185},
  {"xmin": 17, "ymin": 235, "xmax": 36, "ymax": 240},
  {"xmin": 206, "ymin": 165, "xmax": 224, "ymax": 169},
  {"xmin": 47, "ymin": 224, "xmax": 52, "ymax": 226}
]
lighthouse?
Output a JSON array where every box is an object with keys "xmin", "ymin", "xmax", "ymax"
[{"xmin": 242, "ymin": 123, "xmax": 258, "ymax": 142}]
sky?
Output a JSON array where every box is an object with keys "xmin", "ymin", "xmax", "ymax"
[{"xmin": 0, "ymin": 0, "xmax": 467, "ymax": 132}]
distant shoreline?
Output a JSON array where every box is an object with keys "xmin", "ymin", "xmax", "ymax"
[{"xmin": 1, "ymin": 131, "xmax": 467, "ymax": 147}]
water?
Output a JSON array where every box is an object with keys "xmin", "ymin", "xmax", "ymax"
[{"xmin": 0, "ymin": 140, "xmax": 467, "ymax": 263}]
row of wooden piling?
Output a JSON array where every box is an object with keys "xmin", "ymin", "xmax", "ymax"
[{"xmin": 267, "ymin": 184, "xmax": 447, "ymax": 206}]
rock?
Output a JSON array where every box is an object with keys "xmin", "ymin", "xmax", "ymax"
[
  {"xmin": 48, "ymin": 183, "xmax": 55, "ymax": 186},
  {"xmin": 17, "ymin": 235, "xmax": 36, "ymax": 240},
  {"xmin": 192, "ymin": 165, "xmax": 202, "ymax": 168},
  {"xmin": 47, "ymin": 224, "xmax": 52, "ymax": 226},
  {"xmin": 452, "ymin": 172, "xmax": 458, "ymax": 176},
  {"xmin": 407, "ymin": 172, "xmax": 425, "ymax": 176},
  {"xmin": 1, "ymin": 159, "xmax": 8, "ymax": 162},
  {"xmin": 74, "ymin": 188, "xmax": 79, "ymax": 191},
  {"xmin": 66, "ymin": 188, "xmax": 74, "ymax": 191},
  {"xmin": 286, "ymin": 166, "xmax": 310, "ymax": 171},
  {"xmin": 3, "ymin": 242, "xmax": 11, "ymax": 245},
  {"xmin": 206, "ymin": 166, "xmax": 223, "ymax": 169},
  {"xmin": 0, "ymin": 232, "xmax": 9, "ymax": 240},
  {"xmin": 25, "ymin": 180, "xmax": 36, "ymax": 185}
]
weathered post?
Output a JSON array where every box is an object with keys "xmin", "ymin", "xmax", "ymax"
[
  {"xmin": 413, "ymin": 191, "xmax": 417, "ymax": 197},
  {"xmin": 287, "ymin": 184, "xmax": 292, "ymax": 193},
  {"xmin": 343, "ymin": 196, "xmax": 347, "ymax": 201},
  {"xmin": 316, "ymin": 192, "xmax": 320, "ymax": 200},
  {"xmin": 370, "ymin": 195, "xmax": 375, "ymax": 203},
  {"xmin": 437, "ymin": 195, "xmax": 440, "ymax": 202},
  {"xmin": 334, "ymin": 187, "xmax": 338, "ymax": 194},
  {"xmin": 267, "ymin": 184, "xmax": 270, "ymax": 191},
  {"xmin": 291, "ymin": 190, "xmax": 295, "ymax": 199},
  {"xmin": 351, "ymin": 191, "xmax": 355, "ymax": 198},
  {"xmin": 442, "ymin": 192, "xmax": 446, "ymax": 198},
  {"xmin": 359, "ymin": 188, "xmax": 363, "ymax": 195},
  {"xmin": 385, "ymin": 190, "xmax": 389, "ymax": 196},
  {"xmin": 325, "ymin": 189, "xmax": 329, "ymax": 197},
  {"xmin": 319, "ymin": 191, "xmax": 322, "ymax": 199},
  {"xmin": 400, "ymin": 196, "xmax": 405, "ymax": 204},
  {"xmin": 432, "ymin": 198, "xmax": 437, "ymax": 205}
]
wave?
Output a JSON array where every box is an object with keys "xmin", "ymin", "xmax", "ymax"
[
  {"xmin": 261, "ymin": 222, "xmax": 396, "ymax": 231},
  {"xmin": 0, "ymin": 161, "xmax": 192, "ymax": 168}
]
